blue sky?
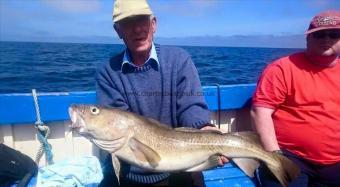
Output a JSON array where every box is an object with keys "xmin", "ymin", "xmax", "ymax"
[{"xmin": 0, "ymin": 0, "xmax": 339, "ymax": 47}]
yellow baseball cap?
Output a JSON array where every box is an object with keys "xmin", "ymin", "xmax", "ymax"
[{"xmin": 113, "ymin": 0, "xmax": 153, "ymax": 23}]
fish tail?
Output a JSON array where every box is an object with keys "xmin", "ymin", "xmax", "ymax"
[{"xmin": 265, "ymin": 152, "xmax": 300, "ymax": 187}]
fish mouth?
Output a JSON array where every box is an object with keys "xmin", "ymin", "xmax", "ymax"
[{"xmin": 68, "ymin": 106, "xmax": 86, "ymax": 132}]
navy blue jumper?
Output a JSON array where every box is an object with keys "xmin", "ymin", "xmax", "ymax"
[{"xmin": 95, "ymin": 44, "xmax": 210, "ymax": 184}]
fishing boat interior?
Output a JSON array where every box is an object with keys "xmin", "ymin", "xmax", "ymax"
[{"xmin": 0, "ymin": 84, "xmax": 257, "ymax": 187}]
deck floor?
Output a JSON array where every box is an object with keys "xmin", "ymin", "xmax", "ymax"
[{"xmin": 203, "ymin": 163, "xmax": 256, "ymax": 187}]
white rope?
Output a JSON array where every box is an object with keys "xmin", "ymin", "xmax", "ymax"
[{"xmin": 32, "ymin": 89, "xmax": 43, "ymax": 126}]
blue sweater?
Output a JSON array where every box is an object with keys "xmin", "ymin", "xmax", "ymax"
[{"xmin": 95, "ymin": 44, "xmax": 210, "ymax": 183}]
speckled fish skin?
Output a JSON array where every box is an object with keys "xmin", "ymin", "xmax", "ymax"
[{"xmin": 69, "ymin": 104, "xmax": 300, "ymax": 187}]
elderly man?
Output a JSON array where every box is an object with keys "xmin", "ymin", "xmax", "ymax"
[
  {"xmin": 251, "ymin": 10, "xmax": 340, "ymax": 187},
  {"xmin": 96, "ymin": 0, "xmax": 226, "ymax": 186}
]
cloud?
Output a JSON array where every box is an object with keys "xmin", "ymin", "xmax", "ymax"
[{"xmin": 42, "ymin": 0, "xmax": 102, "ymax": 13}]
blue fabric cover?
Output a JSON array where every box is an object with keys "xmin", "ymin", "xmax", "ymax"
[{"xmin": 36, "ymin": 156, "xmax": 102, "ymax": 187}]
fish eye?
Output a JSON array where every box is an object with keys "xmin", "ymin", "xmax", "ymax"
[{"xmin": 90, "ymin": 107, "xmax": 100, "ymax": 115}]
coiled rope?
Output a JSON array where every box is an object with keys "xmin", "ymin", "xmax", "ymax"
[{"xmin": 32, "ymin": 89, "xmax": 54, "ymax": 165}]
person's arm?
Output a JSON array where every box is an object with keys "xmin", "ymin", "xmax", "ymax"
[
  {"xmin": 176, "ymin": 50, "xmax": 210, "ymax": 129},
  {"xmin": 251, "ymin": 106, "xmax": 280, "ymax": 152},
  {"xmin": 251, "ymin": 60, "xmax": 287, "ymax": 152},
  {"xmin": 95, "ymin": 62, "xmax": 130, "ymax": 111},
  {"xmin": 200, "ymin": 125, "xmax": 228, "ymax": 133},
  {"xmin": 96, "ymin": 78, "xmax": 129, "ymax": 111}
]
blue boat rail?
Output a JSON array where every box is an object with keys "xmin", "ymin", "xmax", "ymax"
[
  {"xmin": 0, "ymin": 84, "xmax": 257, "ymax": 187},
  {"xmin": 0, "ymin": 84, "xmax": 256, "ymax": 125}
]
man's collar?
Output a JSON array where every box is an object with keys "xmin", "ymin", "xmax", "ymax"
[{"xmin": 121, "ymin": 43, "xmax": 159, "ymax": 72}]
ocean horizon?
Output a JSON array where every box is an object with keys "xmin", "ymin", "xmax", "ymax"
[{"xmin": 0, "ymin": 41, "xmax": 303, "ymax": 93}]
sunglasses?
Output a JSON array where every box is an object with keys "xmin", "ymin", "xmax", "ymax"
[{"xmin": 312, "ymin": 31, "xmax": 340, "ymax": 39}]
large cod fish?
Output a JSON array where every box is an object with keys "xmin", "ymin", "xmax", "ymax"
[{"xmin": 69, "ymin": 104, "xmax": 300, "ymax": 187}]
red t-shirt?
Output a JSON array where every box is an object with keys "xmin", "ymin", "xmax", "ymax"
[{"xmin": 253, "ymin": 52, "xmax": 340, "ymax": 165}]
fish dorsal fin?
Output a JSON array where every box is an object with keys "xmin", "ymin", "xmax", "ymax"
[
  {"xmin": 92, "ymin": 138, "xmax": 125, "ymax": 153},
  {"xmin": 232, "ymin": 158, "xmax": 260, "ymax": 177},
  {"xmin": 231, "ymin": 131, "xmax": 262, "ymax": 145},
  {"xmin": 111, "ymin": 154, "xmax": 121, "ymax": 184},
  {"xmin": 128, "ymin": 138, "xmax": 161, "ymax": 168}
]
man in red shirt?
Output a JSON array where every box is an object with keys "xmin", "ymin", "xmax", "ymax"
[{"xmin": 251, "ymin": 10, "xmax": 340, "ymax": 187}]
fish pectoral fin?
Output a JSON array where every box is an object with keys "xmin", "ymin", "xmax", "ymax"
[
  {"xmin": 232, "ymin": 158, "xmax": 260, "ymax": 177},
  {"xmin": 111, "ymin": 154, "xmax": 121, "ymax": 184},
  {"xmin": 129, "ymin": 138, "xmax": 161, "ymax": 168},
  {"xmin": 92, "ymin": 139, "xmax": 123, "ymax": 153},
  {"xmin": 185, "ymin": 155, "xmax": 221, "ymax": 172}
]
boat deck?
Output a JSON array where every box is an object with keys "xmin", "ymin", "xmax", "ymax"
[
  {"xmin": 204, "ymin": 163, "xmax": 256, "ymax": 187},
  {"xmin": 0, "ymin": 84, "xmax": 257, "ymax": 187}
]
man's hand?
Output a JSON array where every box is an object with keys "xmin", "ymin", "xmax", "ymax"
[
  {"xmin": 200, "ymin": 125, "xmax": 228, "ymax": 134},
  {"xmin": 200, "ymin": 125, "xmax": 229, "ymax": 165},
  {"xmin": 218, "ymin": 156, "xmax": 229, "ymax": 166}
]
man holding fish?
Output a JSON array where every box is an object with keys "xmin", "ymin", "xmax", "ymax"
[
  {"xmin": 94, "ymin": 0, "xmax": 227, "ymax": 186},
  {"xmin": 69, "ymin": 1, "xmax": 301, "ymax": 187},
  {"xmin": 68, "ymin": 103, "xmax": 300, "ymax": 187}
]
